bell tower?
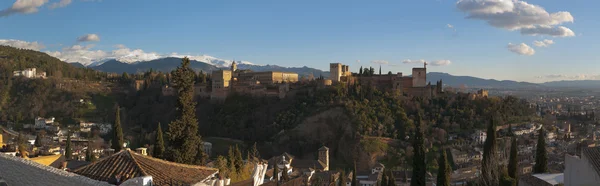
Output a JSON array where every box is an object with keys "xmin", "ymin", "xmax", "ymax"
[{"xmin": 318, "ymin": 146, "xmax": 329, "ymax": 171}]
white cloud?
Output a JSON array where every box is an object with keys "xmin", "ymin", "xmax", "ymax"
[
  {"xmin": 456, "ymin": 0, "xmax": 575, "ymax": 37},
  {"xmin": 77, "ymin": 34, "xmax": 100, "ymax": 42},
  {"xmin": 402, "ymin": 59, "xmax": 451, "ymax": 66},
  {"xmin": 0, "ymin": 39, "xmax": 45, "ymax": 50},
  {"xmin": 0, "ymin": 0, "xmax": 48, "ymax": 17},
  {"xmin": 402, "ymin": 59, "xmax": 426, "ymax": 64},
  {"xmin": 520, "ymin": 26, "xmax": 575, "ymax": 37},
  {"xmin": 532, "ymin": 39, "xmax": 554, "ymax": 47},
  {"xmin": 447, "ymin": 24, "xmax": 454, "ymax": 28},
  {"xmin": 48, "ymin": 0, "xmax": 71, "ymax": 9},
  {"xmin": 507, "ymin": 43, "xmax": 535, "ymax": 56},
  {"xmin": 430, "ymin": 60, "xmax": 452, "ymax": 66},
  {"xmin": 370, "ymin": 60, "xmax": 389, "ymax": 65}
]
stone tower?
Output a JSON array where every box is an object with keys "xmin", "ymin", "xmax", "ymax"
[
  {"xmin": 231, "ymin": 60, "xmax": 237, "ymax": 72},
  {"xmin": 318, "ymin": 146, "xmax": 329, "ymax": 171},
  {"xmin": 411, "ymin": 62, "xmax": 427, "ymax": 87},
  {"xmin": 329, "ymin": 63, "xmax": 342, "ymax": 82}
]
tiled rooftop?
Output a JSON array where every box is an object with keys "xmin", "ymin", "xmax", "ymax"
[
  {"xmin": 74, "ymin": 149, "xmax": 218, "ymax": 185},
  {"xmin": 0, "ymin": 153, "xmax": 112, "ymax": 186}
]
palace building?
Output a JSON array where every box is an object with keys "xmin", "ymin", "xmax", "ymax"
[{"xmin": 331, "ymin": 62, "xmax": 443, "ymax": 98}]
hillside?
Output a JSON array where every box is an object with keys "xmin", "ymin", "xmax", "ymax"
[
  {"xmin": 0, "ymin": 45, "xmax": 103, "ymax": 80},
  {"xmin": 427, "ymin": 72, "xmax": 543, "ymax": 89}
]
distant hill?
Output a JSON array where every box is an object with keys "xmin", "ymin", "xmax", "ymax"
[
  {"xmin": 427, "ymin": 72, "xmax": 543, "ymax": 89},
  {"xmin": 91, "ymin": 57, "xmax": 328, "ymax": 77},
  {"xmin": 69, "ymin": 62, "xmax": 86, "ymax": 68},
  {"xmin": 541, "ymin": 80, "xmax": 600, "ymax": 88}
]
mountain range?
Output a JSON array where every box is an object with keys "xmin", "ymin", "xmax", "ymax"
[{"xmin": 67, "ymin": 58, "xmax": 599, "ymax": 89}]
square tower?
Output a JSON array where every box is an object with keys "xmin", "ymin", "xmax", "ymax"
[
  {"xmin": 318, "ymin": 146, "xmax": 329, "ymax": 171},
  {"xmin": 412, "ymin": 67, "xmax": 427, "ymax": 87},
  {"xmin": 330, "ymin": 63, "xmax": 342, "ymax": 82}
]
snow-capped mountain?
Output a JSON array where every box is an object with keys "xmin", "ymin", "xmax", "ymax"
[{"xmin": 84, "ymin": 55, "xmax": 255, "ymax": 68}]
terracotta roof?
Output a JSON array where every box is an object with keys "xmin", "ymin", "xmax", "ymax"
[
  {"xmin": 74, "ymin": 150, "xmax": 218, "ymax": 185},
  {"xmin": 291, "ymin": 159, "xmax": 326, "ymax": 170},
  {"xmin": 262, "ymin": 176, "xmax": 307, "ymax": 186},
  {"xmin": 229, "ymin": 178, "xmax": 254, "ymax": 186},
  {"xmin": 582, "ymin": 147, "xmax": 600, "ymax": 178}
]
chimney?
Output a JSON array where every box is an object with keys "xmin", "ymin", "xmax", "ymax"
[
  {"xmin": 105, "ymin": 148, "xmax": 115, "ymax": 156},
  {"xmin": 60, "ymin": 161, "xmax": 68, "ymax": 170},
  {"xmin": 136, "ymin": 147, "xmax": 147, "ymax": 156}
]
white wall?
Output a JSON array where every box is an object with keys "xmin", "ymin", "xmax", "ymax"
[{"xmin": 564, "ymin": 154, "xmax": 600, "ymax": 186}]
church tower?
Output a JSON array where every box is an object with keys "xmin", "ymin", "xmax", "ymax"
[
  {"xmin": 231, "ymin": 60, "xmax": 237, "ymax": 72},
  {"xmin": 318, "ymin": 146, "xmax": 329, "ymax": 171}
]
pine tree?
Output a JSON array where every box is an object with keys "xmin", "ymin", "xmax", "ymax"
[
  {"xmin": 65, "ymin": 133, "xmax": 72, "ymax": 160},
  {"xmin": 153, "ymin": 123, "xmax": 165, "ymax": 159},
  {"xmin": 249, "ymin": 142, "xmax": 260, "ymax": 161},
  {"xmin": 34, "ymin": 133, "xmax": 42, "ymax": 147},
  {"xmin": 481, "ymin": 116, "xmax": 500, "ymax": 186},
  {"xmin": 111, "ymin": 106, "xmax": 124, "ymax": 152},
  {"xmin": 437, "ymin": 148, "xmax": 451, "ymax": 186},
  {"xmin": 166, "ymin": 57, "xmax": 202, "ymax": 164},
  {"xmin": 533, "ymin": 128, "xmax": 548, "ymax": 173},
  {"xmin": 507, "ymin": 137, "xmax": 518, "ymax": 181},
  {"xmin": 411, "ymin": 114, "xmax": 427, "ymax": 186},
  {"xmin": 351, "ymin": 162, "xmax": 358, "ymax": 186}
]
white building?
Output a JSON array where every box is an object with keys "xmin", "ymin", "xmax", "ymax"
[
  {"xmin": 564, "ymin": 147, "xmax": 600, "ymax": 186},
  {"xmin": 79, "ymin": 122, "xmax": 112, "ymax": 135},
  {"xmin": 472, "ymin": 130, "xmax": 487, "ymax": 145},
  {"xmin": 202, "ymin": 142, "xmax": 212, "ymax": 157},
  {"xmin": 13, "ymin": 68, "xmax": 46, "ymax": 79},
  {"xmin": 35, "ymin": 117, "xmax": 55, "ymax": 129}
]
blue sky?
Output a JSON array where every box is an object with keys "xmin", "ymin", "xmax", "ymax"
[{"xmin": 1, "ymin": 0, "xmax": 598, "ymax": 83}]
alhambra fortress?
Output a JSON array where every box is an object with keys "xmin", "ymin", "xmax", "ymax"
[{"xmin": 160, "ymin": 61, "xmax": 446, "ymax": 100}]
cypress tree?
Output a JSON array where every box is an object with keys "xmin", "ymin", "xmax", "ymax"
[
  {"xmin": 166, "ymin": 57, "xmax": 202, "ymax": 164},
  {"xmin": 382, "ymin": 174, "xmax": 388, "ymax": 186},
  {"xmin": 351, "ymin": 162, "xmax": 357, "ymax": 186},
  {"xmin": 234, "ymin": 145, "xmax": 244, "ymax": 173},
  {"xmin": 227, "ymin": 146, "xmax": 237, "ymax": 176},
  {"xmin": 339, "ymin": 170, "xmax": 346, "ymax": 186},
  {"xmin": 34, "ymin": 134, "xmax": 42, "ymax": 147},
  {"xmin": 274, "ymin": 163, "xmax": 280, "ymax": 185},
  {"xmin": 379, "ymin": 66, "xmax": 382, "ymax": 75},
  {"xmin": 65, "ymin": 133, "xmax": 72, "ymax": 160},
  {"xmin": 282, "ymin": 164, "xmax": 290, "ymax": 182},
  {"xmin": 411, "ymin": 114, "xmax": 427, "ymax": 186},
  {"xmin": 507, "ymin": 137, "xmax": 518, "ymax": 180},
  {"xmin": 111, "ymin": 106, "xmax": 124, "ymax": 151},
  {"xmin": 359, "ymin": 66, "xmax": 363, "ymax": 76},
  {"xmin": 249, "ymin": 142, "xmax": 260, "ymax": 161},
  {"xmin": 153, "ymin": 123, "xmax": 165, "ymax": 159},
  {"xmin": 481, "ymin": 116, "xmax": 500, "ymax": 186},
  {"xmin": 196, "ymin": 138, "xmax": 208, "ymax": 165},
  {"xmin": 533, "ymin": 128, "xmax": 548, "ymax": 173},
  {"xmin": 437, "ymin": 148, "xmax": 451, "ymax": 186},
  {"xmin": 388, "ymin": 171, "xmax": 396, "ymax": 186}
]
